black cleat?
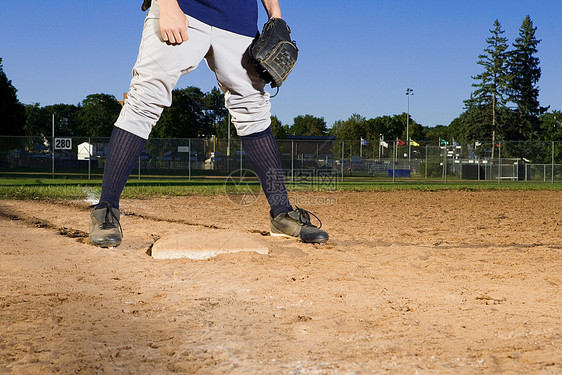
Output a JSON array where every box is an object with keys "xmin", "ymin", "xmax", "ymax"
[
  {"xmin": 270, "ymin": 207, "xmax": 329, "ymax": 244},
  {"xmin": 89, "ymin": 203, "xmax": 122, "ymax": 248}
]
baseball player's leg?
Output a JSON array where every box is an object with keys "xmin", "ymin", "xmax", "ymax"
[
  {"xmin": 206, "ymin": 28, "xmax": 290, "ymax": 212},
  {"xmin": 96, "ymin": 11, "xmax": 212, "ymax": 207},
  {"xmin": 90, "ymin": 127, "xmax": 147, "ymax": 247},
  {"xmin": 206, "ymin": 29, "xmax": 328, "ymax": 243},
  {"xmin": 90, "ymin": 5, "xmax": 212, "ymax": 247}
]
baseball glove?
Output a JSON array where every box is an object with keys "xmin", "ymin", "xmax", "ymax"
[{"xmin": 249, "ymin": 18, "xmax": 298, "ymax": 88}]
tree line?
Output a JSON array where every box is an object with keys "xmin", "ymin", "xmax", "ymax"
[
  {"xmin": 451, "ymin": 15, "xmax": 560, "ymax": 148},
  {"xmin": 1, "ymin": 15, "xmax": 560, "ymax": 145}
]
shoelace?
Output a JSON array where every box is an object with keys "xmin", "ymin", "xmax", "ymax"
[
  {"xmin": 91, "ymin": 202, "xmax": 123, "ymax": 236},
  {"xmin": 294, "ymin": 206, "xmax": 322, "ymax": 229}
]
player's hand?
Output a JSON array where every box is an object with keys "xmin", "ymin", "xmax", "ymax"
[{"xmin": 158, "ymin": 0, "xmax": 189, "ymax": 44}]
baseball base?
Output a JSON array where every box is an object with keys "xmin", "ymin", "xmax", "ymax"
[{"xmin": 151, "ymin": 229, "xmax": 269, "ymax": 260}]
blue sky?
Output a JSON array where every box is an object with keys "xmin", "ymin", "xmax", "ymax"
[{"xmin": 2, "ymin": 0, "xmax": 561, "ymax": 129}]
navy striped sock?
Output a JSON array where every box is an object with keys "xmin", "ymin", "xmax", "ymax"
[
  {"xmin": 241, "ymin": 127, "xmax": 292, "ymax": 217},
  {"xmin": 97, "ymin": 127, "xmax": 146, "ymax": 209}
]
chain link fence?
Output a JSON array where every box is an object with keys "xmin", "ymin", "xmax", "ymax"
[{"xmin": 0, "ymin": 136, "xmax": 560, "ymax": 183}]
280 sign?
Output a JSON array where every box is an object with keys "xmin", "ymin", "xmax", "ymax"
[{"xmin": 54, "ymin": 138, "xmax": 72, "ymax": 150}]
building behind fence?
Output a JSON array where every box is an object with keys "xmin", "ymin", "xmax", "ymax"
[{"xmin": 0, "ymin": 135, "xmax": 560, "ymax": 183}]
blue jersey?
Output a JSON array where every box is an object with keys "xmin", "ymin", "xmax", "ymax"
[{"xmin": 177, "ymin": 0, "xmax": 258, "ymax": 37}]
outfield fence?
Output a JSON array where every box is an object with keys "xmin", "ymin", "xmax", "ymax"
[{"xmin": 0, "ymin": 136, "xmax": 560, "ymax": 184}]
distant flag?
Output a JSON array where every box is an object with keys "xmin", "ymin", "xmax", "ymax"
[
  {"xmin": 453, "ymin": 141, "xmax": 460, "ymax": 146},
  {"xmin": 410, "ymin": 140, "xmax": 420, "ymax": 147},
  {"xmin": 397, "ymin": 139, "xmax": 406, "ymax": 146},
  {"xmin": 380, "ymin": 140, "xmax": 389, "ymax": 148},
  {"xmin": 361, "ymin": 138, "xmax": 369, "ymax": 146},
  {"xmin": 475, "ymin": 141, "xmax": 482, "ymax": 147},
  {"xmin": 439, "ymin": 139, "xmax": 449, "ymax": 146}
]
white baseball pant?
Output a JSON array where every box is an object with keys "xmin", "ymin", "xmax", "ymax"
[{"xmin": 115, "ymin": 1, "xmax": 271, "ymax": 140}]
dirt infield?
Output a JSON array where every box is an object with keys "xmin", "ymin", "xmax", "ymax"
[{"xmin": 1, "ymin": 190, "xmax": 561, "ymax": 374}]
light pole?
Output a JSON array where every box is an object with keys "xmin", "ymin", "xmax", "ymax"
[{"xmin": 405, "ymin": 88, "xmax": 414, "ymax": 165}]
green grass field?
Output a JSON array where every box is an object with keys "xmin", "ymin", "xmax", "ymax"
[{"xmin": 0, "ymin": 176, "xmax": 560, "ymax": 201}]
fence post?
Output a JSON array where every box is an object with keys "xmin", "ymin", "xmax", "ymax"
[
  {"xmin": 291, "ymin": 140, "xmax": 294, "ymax": 183},
  {"xmin": 349, "ymin": 142, "xmax": 352, "ymax": 176},
  {"xmin": 498, "ymin": 141, "xmax": 502, "ymax": 184},
  {"xmin": 425, "ymin": 144, "xmax": 428, "ymax": 179},
  {"xmin": 341, "ymin": 141, "xmax": 344, "ymax": 182},
  {"xmin": 51, "ymin": 114, "xmax": 55, "ymax": 179},
  {"xmin": 88, "ymin": 136, "xmax": 91, "ymax": 180},
  {"xmin": 551, "ymin": 141, "xmax": 554, "ymax": 184},
  {"xmin": 478, "ymin": 158, "xmax": 481, "ymax": 181},
  {"xmin": 188, "ymin": 138, "xmax": 192, "ymax": 181},
  {"xmin": 392, "ymin": 141, "xmax": 396, "ymax": 183},
  {"xmin": 442, "ymin": 144, "xmax": 447, "ymax": 183},
  {"xmin": 439, "ymin": 142, "xmax": 447, "ymax": 183}
]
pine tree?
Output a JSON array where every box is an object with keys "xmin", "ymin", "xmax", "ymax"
[
  {"xmin": 507, "ymin": 15, "xmax": 548, "ymax": 140},
  {"xmin": 464, "ymin": 20, "xmax": 510, "ymax": 154}
]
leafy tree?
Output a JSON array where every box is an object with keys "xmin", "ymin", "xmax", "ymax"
[
  {"xmin": 77, "ymin": 93, "xmax": 121, "ymax": 137},
  {"xmin": 290, "ymin": 114, "xmax": 327, "ymax": 136},
  {"xmin": 507, "ymin": 15, "xmax": 548, "ymax": 139},
  {"xmin": 377, "ymin": 114, "xmax": 406, "ymax": 141},
  {"xmin": 364, "ymin": 117, "xmax": 386, "ymax": 140},
  {"xmin": 330, "ymin": 114, "xmax": 368, "ymax": 140},
  {"xmin": 449, "ymin": 105, "xmax": 518, "ymax": 144},
  {"xmin": 152, "ymin": 87, "xmax": 208, "ymax": 138},
  {"xmin": 270, "ymin": 115, "xmax": 288, "ymax": 139},
  {"xmin": 330, "ymin": 113, "xmax": 419, "ymax": 144},
  {"xmin": 215, "ymin": 115, "xmax": 236, "ymax": 140},
  {"xmin": 24, "ymin": 103, "xmax": 51, "ymax": 136},
  {"xmin": 203, "ymin": 86, "xmax": 228, "ymax": 135},
  {"xmin": 45, "ymin": 104, "xmax": 80, "ymax": 136},
  {"xmin": 538, "ymin": 110, "xmax": 562, "ymax": 162},
  {"xmin": 448, "ymin": 107, "xmax": 487, "ymax": 144},
  {"xmin": 424, "ymin": 124, "xmax": 453, "ymax": 143},
  {"xmin": 23, "ymin": 103, "xmax": 80, "ymax": 137},
  {"xmin": 465, "ymin": 20, "xmax": 510, "ymax": 147},
  {"xmin": 540, "ymin": 110, "xmax": 562, "ymax": 142},
  {"xmin": 398, "ymin": 113, "xmax": 424, "ymax": 142},
  {"xmin": 0, "ymin": 58, "xmax": 26, "ymax": 135}
]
